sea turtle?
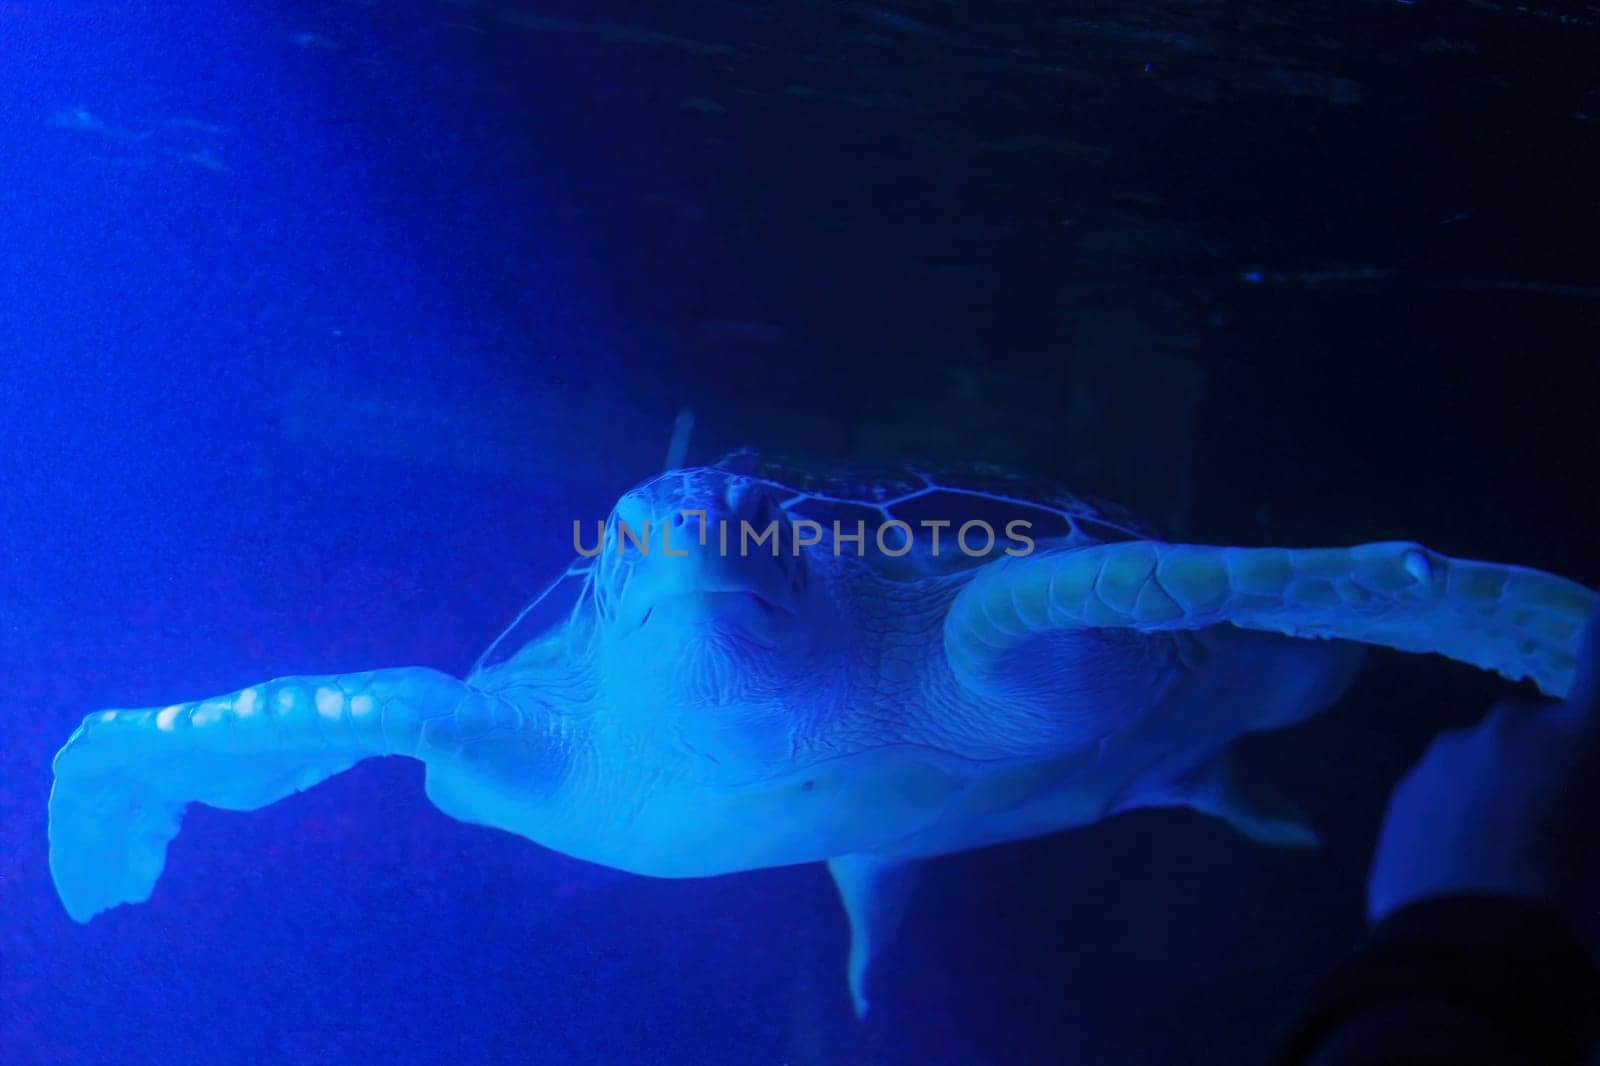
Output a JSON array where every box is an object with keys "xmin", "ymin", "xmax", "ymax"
[{"xmin": 49, "ymin": 451, "xmax": 1596, "ymax": 1015}]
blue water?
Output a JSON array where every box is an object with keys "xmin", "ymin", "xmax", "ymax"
[{"xmin": 2, "ymin": 3, "xmax": 1596, "ymax": 1063}]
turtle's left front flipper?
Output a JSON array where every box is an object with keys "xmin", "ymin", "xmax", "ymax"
[
  {"xmin": 946, "ymin": 541, "xmax": 1596, "ymax": 699},
  {"xmin": 48, "ymin": 667, "xmax": 485, "ymax": 923}
]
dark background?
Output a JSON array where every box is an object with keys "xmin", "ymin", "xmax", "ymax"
[{"xmin": 1, "ymin": 2, "xmax": 1596, "ymax": 1063}]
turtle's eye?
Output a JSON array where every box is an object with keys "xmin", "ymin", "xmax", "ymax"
[
  {"xmin": 592, "ymin": 559, "xmax": 626, "ymax": 623},
  {"xmin": 592, "ymin": 516, "xmax": 644, "ymax": 625},
  {"xmin": 611, "ymin": 519, "xmax": 649, "ymax": 558}
]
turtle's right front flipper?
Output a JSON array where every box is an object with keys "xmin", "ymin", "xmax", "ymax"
[
  {"xmin": 48, "ymin": 667, "xmax": 493, "ymax": 923},
  {"xmin": 946, "ymin": 541, "xmax": 1596, "ymax": 699}
]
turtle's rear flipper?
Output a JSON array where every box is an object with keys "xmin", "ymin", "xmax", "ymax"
[
  {"xmin": 48, "ymin": 667, "xmax": 471, "ymax": 922},
  {"xmin": 946, "ymin": 541, "xmax": 1595, "ymax": 699},
  {"xmin": 828, "ymin": 854, "xmax": 921, "ymax": 1020},
  {"xmin": 1115, "ymin": 750, "xmax": 1320, "ymax": 848}
]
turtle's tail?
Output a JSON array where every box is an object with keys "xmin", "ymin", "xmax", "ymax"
[
  {"xmin": 48, "ymin": 667, "xmax": 490, "ymax": 923},
  {"xmin": 946, "ymin": 541, "xmax": 1595, "ymax": 699}
]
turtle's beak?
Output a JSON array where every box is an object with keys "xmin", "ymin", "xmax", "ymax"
[
  {"xmin": 600, "ymin": 481, "xmax": 809, "ymax": 638},
  {"xmin": 610, "ymin": 532, "xmax": 805, "ymax": 640}
]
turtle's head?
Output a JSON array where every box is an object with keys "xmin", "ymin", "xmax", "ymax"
[
  {"xmin": 590, "ymin": 467, "xmax": 843, "ymax": 770},
  {"xmin": 596, "ymin": 468, "xmax": 813, "ymax": 638}
]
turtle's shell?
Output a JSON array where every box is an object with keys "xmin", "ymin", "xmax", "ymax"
[
  {"xmin": 470, "ymin": 450, "xmax": 1153, "ymax": 680},
  {"xmin": 713, "ymin": 448, "xmax": 1153, "ymax": 579}
]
